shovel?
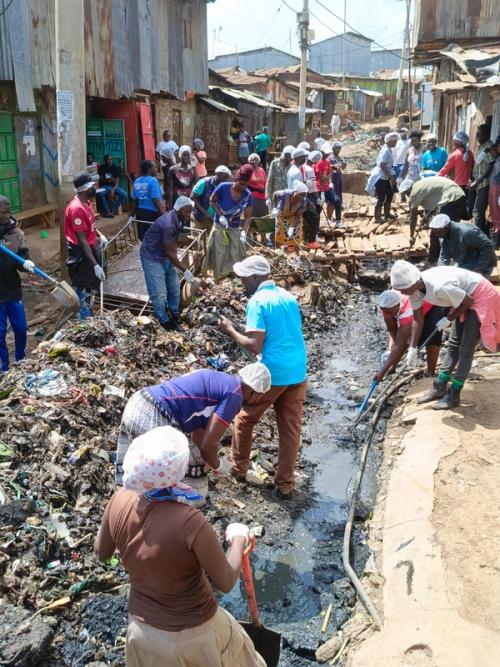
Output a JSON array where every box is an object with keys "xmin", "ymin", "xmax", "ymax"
[
  {"xmin": 240, "ymin": 535, "xmax": 281, "ymax": 667},
  {"xmin": 357, "ymin": 378, "xmax": 378, "ymax": 414},
  {"xmin": 0, "ymin": 243, "xmax": 79, "ymax": 312}
]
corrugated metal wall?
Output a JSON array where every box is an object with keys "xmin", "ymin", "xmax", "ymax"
[
  {"xmin": 209, "ymin": 50, "xmax": 299, "ymax": 72},
  {"xmin": 309, "ymin": 35, "xmax": 372, "ymax": 76},
  {"xmin": 415, "ymin": 0, "xmax": 500, "ymax": 45}
]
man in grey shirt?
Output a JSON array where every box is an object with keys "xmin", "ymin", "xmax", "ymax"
[{"xmin": 429, "ymin": 213, "xmax": 497, "ymax": 276}]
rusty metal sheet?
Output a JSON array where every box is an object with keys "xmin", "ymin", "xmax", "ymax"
[
  {"xmin": 14, "ymin": 114, "xmax": 45, "ymax": 209},
  {"xmin": 30, "ymin": 0, "xmax": 56, "ymax": 89},
  {"xmin": 6, "ymin": 0, "xmax": 36, "ymax": 111},
  {"xmin": 84, "ymin": 0, "xmax": 116, "ymax": 99},
  {"xmin": 415, "ymin": 0, "xmax": 500, "ymax": 48}
]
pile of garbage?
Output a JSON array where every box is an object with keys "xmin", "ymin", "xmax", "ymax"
[{"xmin": 0, "ymin": 263, "xmax": 348, "ymax": 665}]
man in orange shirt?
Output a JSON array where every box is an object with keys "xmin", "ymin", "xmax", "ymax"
[{"xmin": 64, "ymin": 172, "xmax": 106, "ymax": 319}]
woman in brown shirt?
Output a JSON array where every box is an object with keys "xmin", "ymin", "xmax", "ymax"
[{"xmin": 95, "ymin": 426, "xmax": 265, "ymax": 667}]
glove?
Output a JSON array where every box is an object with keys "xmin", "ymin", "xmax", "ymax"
[
  {"xmin": 99, "ymin": 234, "xmax": 108, "ymax": 250},
  {"xmin": 219, "ymin": 215, "xmax": 228, "ymax": 227},
  {"xmin": 240, "ymin": 230, "xmax": 246, "ymax": 243},
  {"xmin": 271, "ymin": 207, "xmax": 279, "ymax": 218},
  {"xmin": 436, "ymin": 316, "xmax": 451, "ymax": 331},
  {"xmin": 22, "ymin": 259, "xmax": 35, "ymax": 273},
  {"xmin": 380, "ymin": 350, "xmax": 391, "ymax": 365},
  {"xmin": 266, "ymin": 198, "xmax": 272, "ymax": 210},
  {"xmin": 183, "ymin": 269, "xmax": 194, "ymax": 284},
  {"xmin": 287, "ymin": 226, "xmax": 296, "ymax": 239},
  {"xmin": 127, "ymin": 216, "xmax": 134, "ymax": 224},
  {"xmin": 94, "ymin": 264, "xmax": 106, "ymax": 281},
  {"xmin": 225, "ymin": 523, "xmax": 249, "ymax": 545},
  {"xmin": 405, "ymin": 346, "xmax": 417, "ymax": 365},
  {"xmin": 212, "ymin": 455, "xmax": 232, "ymax": 476},
  {"xmin": 320, "ymin": 192, "xmax": 325, "ymax": 203}
]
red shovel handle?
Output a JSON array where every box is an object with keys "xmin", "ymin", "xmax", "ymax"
[{"xmin": 241, "ymin": 534, "xmax": 261, "ymax": 627}]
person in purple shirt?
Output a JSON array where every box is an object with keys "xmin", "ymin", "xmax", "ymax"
[
  {"xmin": 140, "ymin": 196, "xmax": 195, "ymax": 330},
  {"xmin": 115, "ymin": 364, "xmax": 271, "ymax": 491}
]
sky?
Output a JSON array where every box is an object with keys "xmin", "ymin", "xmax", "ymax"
[{"xmin": 207, "ymin": 0, "xmax": 408, "ymax": 61}]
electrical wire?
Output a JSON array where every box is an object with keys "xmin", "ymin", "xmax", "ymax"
[{"xmin": 0, "ymin": 0, "xmax": 16, "ymax": 20}]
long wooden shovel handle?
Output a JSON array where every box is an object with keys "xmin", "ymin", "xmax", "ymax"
[{"xmin": 242, "ymin": 534, "xmax": 261, "ymax": 628}]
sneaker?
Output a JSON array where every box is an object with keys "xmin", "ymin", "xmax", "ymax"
[
  {"xmin": 231, "ymin": 470, "xmax": 265, "ymax": 487},
  {"xmin": 336, "ymin": 221, "xmax": 345, "ymax": 229}
]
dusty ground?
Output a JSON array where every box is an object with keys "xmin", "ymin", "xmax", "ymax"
[{"xmin": 346, "ymin": 356, "xmax": 500, "ymax": 667}]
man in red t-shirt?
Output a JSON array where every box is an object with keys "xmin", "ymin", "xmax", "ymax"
[
  {"xmin": 64, "ymin": 172, "xmax": 106, "ymax": 319},
  {"xmin": 314, "ymin": 142, "xmax": 335, "ymax": 224}
]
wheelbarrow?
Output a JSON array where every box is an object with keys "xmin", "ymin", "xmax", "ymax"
[{"xmin": 240, "ymin": 535, "xmax": 281, "ymax": 667}]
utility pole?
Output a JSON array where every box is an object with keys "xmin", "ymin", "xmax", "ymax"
[
  {"xmin": 298, "ymin": 0, "xmax": 309, "ymax": 141},
  {"xmin": 405, "ymin": 0, "xmax": 412, "ymax": 127},
  {"xmin": 55, "ymin": 0, "xmax": 86, "ymax": 274},
  {"xmin": 341, "ymin": 0, "xmax": 346, "ymax": 87}
]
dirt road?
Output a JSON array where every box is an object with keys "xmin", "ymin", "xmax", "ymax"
[{"xmin": 347, "ymin": 357, "xmax": 500, "ymax": 667}]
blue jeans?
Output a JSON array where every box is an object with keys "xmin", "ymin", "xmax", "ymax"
[
  {"xmin": 0, "ymin": 300, "xmax": 27, "ymax": 371},
  {"xmin": 76, "ymin": 286, "xmax": 93, "ymax": 320},
  {"xmin": 140, "ymin": 256, "xmax": 180, "ymax": 324},
  {"xmin": 96, "ymin": 185, "xmax": 127, "ymax": 214}
]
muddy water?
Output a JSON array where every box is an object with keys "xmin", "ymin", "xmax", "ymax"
[{"xmin": 222, "ymin": 291, "xmax": 388, "ymax": 665}]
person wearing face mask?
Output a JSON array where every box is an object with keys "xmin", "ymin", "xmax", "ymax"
[
  {"xmin": 218, "ymin": 255, "xmax": 307, "ymax": 499},
  {"xmin": 0, "ymin": 195, "xmax": 34, "ymax": 372}
]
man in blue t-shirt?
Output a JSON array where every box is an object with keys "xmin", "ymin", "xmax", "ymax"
[
  {"xmin": 115, "ymin": 364, "xmax": 271, "ymax": 486},
  {"xmin": 421, "ymin": 135, "xmax": 448, "ymax": 176},
  {"xmin": 130, "ymin": 160, "xmax": 164, "ymax": 240},
  {"xmin": 191, "ymin": 165, "xmax": 231, "ymax": 228},
  {"xmin": 219, "ymin": 255, "xmax": 307, "ymax": 499}
]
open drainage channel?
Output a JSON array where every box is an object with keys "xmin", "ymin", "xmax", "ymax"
[{"xmin": 221, "ymin": 288, "xmax": 390, "ymax": 665}]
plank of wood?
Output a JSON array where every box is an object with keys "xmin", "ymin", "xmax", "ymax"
[
  {"xmin": 373, "ymin": 234, "xmax": 391, "ymax": 253},
  {"xmin": 336, "ymin": 237, "xmax": 348, "ymax": 254},
  {"xmin": 387, "ymin": 233, "xmax": 409, "ymax": 252},
  {"xmin": 16, "ymin": 204, "xmax": 56, "ymax": 219},
  {"xmin": 345, "ymin": 236, "xmax": 365, "ymax": 254},
  {"xmin": 362, "ymin": 238, "xmax": 377, "ymax": 255}
]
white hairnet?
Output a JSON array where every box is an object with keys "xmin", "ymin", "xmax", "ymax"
[
  {"xmin": 298, "ymin": 141, "xmax": 310, "ymax": 150},
  {"xmin": 215, "ymin": 165, "xmax": 232, "ymax": 176},
  {"xmin": 390, "ymin": 260, "xmax": 421, "ymax": 290},
  {"xmin": 292, "ymin": 181, "xmax": 308, "ymax": 193},
  {"xmin": 238, "ymin": 362, "xmax": 272, "ymax": 394},
  {"xmin": 308, "ymin": 150, "xmax": 322, "ymax": 163},
  {"xmin": 385, "ymin": 132, "xmax": 399, "ymax": 142},
  {"xmin": 174, "ymin": 196, "xmax": 194, "ymax": 211},
  {"xmin": 429, "ymin": 213, "xmax": 451, "ymax": 229},
  {"xmin": 179, "ymin": 144, "xmax": 192, "ymax": 155},
  {"xmin": 292, "ymin": 147, "xmax": 309, "ymax": 159},
  {"xmin": 378, "ymin": 289, "xmax": 401, "ymax": 309},
  {"xmin": 248, "ymin": 153, "xmax": 260, "ymax": 162},
  {"xmin": 123, "ymin": 426, "xmax": 189, "ymax": 493},
  {"xmin": 281, "ymin": 145, "xmax": 295, "ymax": 157},
  {"xmin": 321, "ymin": 142, "xmax": 333, "ymax": 154}
]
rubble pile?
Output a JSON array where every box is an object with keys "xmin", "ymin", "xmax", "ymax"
[{"xmin": 0, "ymin": 263, "xmax": 347, "ymax": 665}]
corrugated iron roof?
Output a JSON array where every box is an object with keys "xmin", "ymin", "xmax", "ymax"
[
  {"xmin": 438, "ymin": 44, "xmax": 500, "ymax": 83},
  {"xmin": 209, "ymin": 85, "xmax": 284, "ymax": 109},
  {"xmin": 214, "ymin": 67, "xmax": 267, "ymax": 86},
  {"xmin": 199, "ymin": 96, "xmax": 237, "ymax": 113},
  {"xmin": 433, "ymin": 80, "xmax": 500, "ymax": 92}
]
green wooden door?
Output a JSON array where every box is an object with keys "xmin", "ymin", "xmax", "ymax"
[{"xmin": 0, "ymin": 113, "xmax": 21, "ymax": 212}]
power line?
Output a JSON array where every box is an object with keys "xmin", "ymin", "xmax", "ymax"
[{"xmin": 0, "ymin": 0, "xmax": 16, "ymax": 19}]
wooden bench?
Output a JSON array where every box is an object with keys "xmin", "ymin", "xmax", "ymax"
[{"xmin": 16, "ymin": 204, "xmax": 56, "ymax": 229}]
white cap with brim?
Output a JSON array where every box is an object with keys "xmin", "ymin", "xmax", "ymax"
[
  {"xmin": 238, "ymin": 362, "xmax": 272, "ymax": 393},
  {"xmin": 429, "ymin": 213, "xmax": 451, "ymax": 229},
  {"xmin": 390, "ymin": 260, "xmax": 421, "ymax": 290},
  {"xmin": 378, "ymin": 289, "xmax": 401, "ymax": 309},
  {"xmin": 281, "ymin": 145, "xmax": 295, "ymax": 157},
  {"xmin": 292, "ymin": 147, "xmax": 309, "ymax": 160},
  {"xmin": 174, "ymin": 196, "xmax": 194, "ymax": 211},
  {"xmin": 233, "ymin": 255, "xmax": 271, "ymax": 277},
  {"xmin": 215, "ymin": 165, "xmax": 232, "ymax": 176}
]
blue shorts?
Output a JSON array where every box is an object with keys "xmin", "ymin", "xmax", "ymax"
[{"xmin": 324, "ymin": 188, "xmax": 338, "ymax": 204}]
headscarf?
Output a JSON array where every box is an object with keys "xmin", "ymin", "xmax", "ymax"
[
  {"xmin": 236, "ymin": 163, "xmax": 254, "ymax": 182},
  {"xmin": 385, "ymin": 132, "xmax": 399, "ymax": 143},
  {"xmin": 390, "ymin": 260, "xmax": 421, "ymax": 290},
  {"xmin": 123, "ymin": 426, "xmax": 202, "ymax": 502},
  {"xmin": 377, "ymin": 289, "xmax": 401, "ymax": 309},
  {"xmin": 453, "ymin": 131, "xmax": 470, "ymax": 162}
]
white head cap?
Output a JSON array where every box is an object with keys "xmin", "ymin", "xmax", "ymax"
[
  {"xmin": 399, "ymin": 178, "xmax": 414, "ymax": 194},
  {"xmin": 248, "ymin": 153, "xmax": 260, "ymax": 162},
  {"xmin": 429, "ymin": 213, "xmax": 451, "ymax": 229},
  {"xmin": 179, "ymin": 144, "xmax": 192, "ymax": 155},
  {"xmin": 174, "ymin": 196, "xmax": 194, "ymax": 211},
  {"xmin": 292, "ymin": 180, "xmax": 308, "ymax": 194},
  {"xmin": 298, "ymin": 141, "xmax": 310, "ymax": 150},
  {"xmin": 233, "ymin": 254, "xmax": 271, "ymax": 277},
  {"xmin": 390, "ymin": 260, "xmax": 421, "ymax": 290},
  {"xmin": 238, "ymin": 362, "xmax": 272, "ymax": 393},
  {"xmin": 385, "ymin": 131, "xmax": 399, "ymax": 142},
  {"xmin": 321, "ymin": 142, "xmax": 333, "ymax": 154},
  {"xmin": 292, "ymin": 147, "xmax": 309, "ymax": 160},
  {"xmin": 427, "ymin": 133, "xmax": 437, "ymax": 140},
  {"xmin": 281, "ymin": 145, "xmax": 295, "ymax": 157},
  {"xmin": 123, "ymin": 426, "xmax": 189, "ymax": 493},
  {"xmin": 332, "ymin": 140, "xmax": 342, "ymax": 149},
  {"xmin": 215, "ymin": 165, "xmax": 232, "ymax": 176},
  {"xmin": 378, "ymin": 289, "xmax": 401, "ymax": 309},
  {"xmin": 308, "ymin": 150, "xmax": 322, "ymax": 164}
]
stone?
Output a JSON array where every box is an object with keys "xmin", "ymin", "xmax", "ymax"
[
  {"xmin": 315, "ymin": 634, "xmax": 343, "ymax": 662},
  {"xmin": 0, "ymin": 604, "xmax": 55, "ymax": 667}
]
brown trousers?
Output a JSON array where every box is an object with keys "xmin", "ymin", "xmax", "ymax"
[{"xmin": 231, "ymin": 380, "xmax": 307, "ymax": 494}]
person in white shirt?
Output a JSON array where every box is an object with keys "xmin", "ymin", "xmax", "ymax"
[
  {"xmin": 393, "ymin": 128, "xmax": 410, "ymax": 180},
  {"xmin": 366, "ymin": 132, "xmax": 398, "ymax": 221},
  {"xmin": 287, "ymin": 147, "xmax": 309, "ymax": 189},
  {"xmin": 391, "ymin": 260, "xmax": 500, "ymax": 409},
  {"xmin": 314, "ymin": 131, "xmax": 325, "ymax": 151},
  {"xmin": 330, "ymin": 113, "xmax": 340, "ymax": 137},
  {"xmin": 155, "ymin": 130, "xmax": 179, "ymax": 192}
]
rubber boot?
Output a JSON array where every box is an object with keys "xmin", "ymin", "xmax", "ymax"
[
  {"xmin": 374, "ymin": 205, "xmax": 383, "ymax": 222},
  {"xmin": 416, "ymin": 380, "xmax": 448, "ymax": 404},
  {"xmin": 432, "ymin": 385, "xmax": 461, "ymax": 410},
  {"xmin": 384, "ymin": 202, "xmax": 395, "ymax": 220}
]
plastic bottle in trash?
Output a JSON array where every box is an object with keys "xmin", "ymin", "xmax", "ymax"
[{"xmin": 52, "ymin": 330, "xmax": 64, "ymax": 342}]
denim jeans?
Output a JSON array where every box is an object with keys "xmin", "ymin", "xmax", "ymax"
[
  {"xmin": 0, "ymin": 300, "xmax": 27, "ymax": 371},
  {"xmin": 140, "ymin": 256, "xmax": 180, "ymax": 324},
  {"xmin": 96, "ymin": 185, "xmax": 127, "ymax": 214},
  {"xmin": 440, "ymin": 309, "xmax": 481, "ymax": 383},
  {"xmin": 76, "ymin": 287, "xmax": 93, "ymax": 320}
]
